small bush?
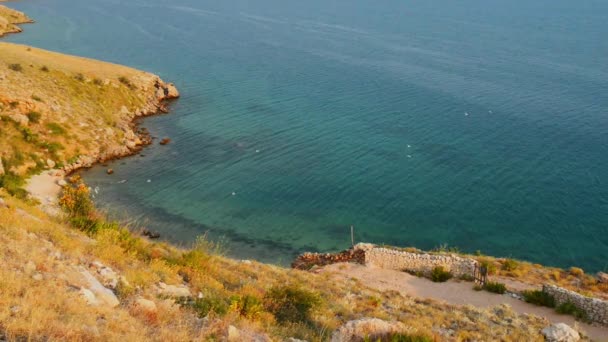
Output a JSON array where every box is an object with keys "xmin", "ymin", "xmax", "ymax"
[
  {"xmin": 74, "ymin": 73, "xmax": 85, "ymax": 82},
  {"xmin": 59, "ymin": 183, "xmax": 94, "ymax": 218},
  {"xmin": 8, "ymin": 63, "xmax": 22, "ymax": 72},
  {"xmin": 431, "ymin": 266, "xmax": 452, "ymax": 282},
  {"xmin": 483, "ymin": 281, "xmax": 507, "ymax": 294},
  {"xmin": 522, "ymin": 290, "xmax": 555, "ymax": 308},
  {"xmin": 45, "ymin": 122, "xmax": 67, "ymax": 135},
  {"xmin": 473, "ymin": 284, "xmax": 483, "ymax": 291},
  {"xmin": 186, "ymin": 295, "xmax": 230, "ymax": 317},
  {"xmin": 31, "ymin": 95, "xmax": 43, "ymax": 102},
  {"xmin": 502, "ymin": 259, "xmax": 519, "ymax": 271},
  {"xmin": 118, "ymin": 76, "xmax": 135, "ymax": 89},
  {"xmin": 556, "ymin": 302, "xmax": 588, "ymax": 321},
  {"xmin": 230, "ymin": 294, "xmax": 263, "ymax": 318},
  {"xmin": 40, "ymin": 65, "xmax": 49, "ymax": 72},
  {"xmin": 0, "ymin": 172, "xmax": 28, "ymax": 199},
  {"xmin": 20, "ymin": 127, "xmax": 38, "ymax": 142},
  {"xmin": 569, "ymin": 267, "xmax": 584, "ymax": 277},
  {"xmin": 264, "ymin": 285, "xmax": 321, "ymax": 323},
  {"xmin": 26, "ymin": 111, "xmax": 42, "ymax": 123},
  {"xmin": 93, "ymin": 78, "xmax": 103, "ymax": 86}
]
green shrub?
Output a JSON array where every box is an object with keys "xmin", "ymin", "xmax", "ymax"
[
  {"xmin": 556, "ymin": 302, "xmax": 588, "ymax": 321},
  {"xmin": 20, "ymin": 127, "xmax": 38, "ymax": 142},
  {"xmin": 522, "ymin": 290, "xmax": 555, "ymax": 308},
  {"xmin": 230, "ymin": 294, "xmax": 263, "ymax": 318},
  {"xmin": 186, "ymin": 295, "xmax": 230, "ymax": 317},
  {"xmin": 26, "ymin": 111, "xmax": 42, "ymax": 123},
  {"xmin": 502, "ymin": 259, "xmax": 519, "ymax": 271},
  {"xmin": 8, "ymin": 63, "xmax": 22, "ymax": 72},
  {"xmin": 0, "ymin": 172, "xmax": 28, "ymax": 199},
  {"xmin": 45, "ymin": 122, "xmax": 66, "ymax": 135},
  {"xmin": 483, "ymin": 281, "xmax": 507, "ymax": 294},
  {"xmin": 264, "ymin": 285, "xmax": 321, "ymax": 323},
  {"xmin": 59, "ymin": 183, "xmax": 94, "ymax": 218},
  {"xmin": 431, "ymin": 266, "xmax": 452, "ymax": 282}
]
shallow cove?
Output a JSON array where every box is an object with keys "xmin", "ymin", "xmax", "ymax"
[{"xmin": 7, "ymin": 0, "xmax": 608, "ymax": 270}]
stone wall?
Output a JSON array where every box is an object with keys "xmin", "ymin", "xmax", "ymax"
[
  {"xmin": 364, "ymin": 247, "xmax": 478, "ymax": 278},
  {"xmin": 543, "ymin": 284, "xmax": 608, "ymax": 325}
]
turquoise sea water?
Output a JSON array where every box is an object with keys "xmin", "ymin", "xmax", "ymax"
[{"xmin": 6, "ymin": 0, "xmax": 608, "ymax": 270}]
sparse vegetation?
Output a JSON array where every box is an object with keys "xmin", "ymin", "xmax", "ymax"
[
  {"xmin": 8, "ymin": 63, "xmax": 22, "ymax": 72},
  {"xmin": 45, "ymin": 122, "xmax": 66, "ymax": 135},
  {"xmin": 26, "ymin": 111, "xmax": 41, "ymax": 123},
  {"xmin": 502, "ymin": 259, "xmax": 519, "ymax": 271},
  {"xmin": 482, "ymin": 281, "xmax": 507, "ymax": 294},
  {"xmin": 556, "ymin": 302, "xmax": 588, "ymax": 321},
  {"xmin": 74, "ymin": 73, "xmax": 85, "ymax": 82},
  {"xmin": 430, "ymin": 266, "xmax": 452, "ymax": 283},
  {"xmin": 264, "ymin": 284, "xmax": 321, "ymax": 323},
  {"xmin": 40, "ymin": 65, "xmax": 49, "ymax": 72},
  {"xmin": 521, "ymin": 290, "xmax": 555, "ymax": 308}
]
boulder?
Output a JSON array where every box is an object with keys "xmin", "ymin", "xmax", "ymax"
[
  {"xmin": 134, "ymin": 297, "xmax": 157, "ymax": 313},
  {"xmin": 157, "ymin": 282, "xmax": 191, "ymax": 298},
  {"xmin": 46, "ymin": 159, "xmax": 56, "ymax": 168},
  {"xmin": 80, "ymin": 269, "xmax": 119, "ymax": 307},
  {"xmin": 165, "ymin": 83, "xmax": 180, "ymax": 98},
  {"xmin": 331, "ymin": 318, "xmax": 409, "ymax": 342},
  {"xmin": 541, "ymin": 323, "xmax": 580, "ymax": 342},
  {"xmin": 227, "ymin": 326, "xmax": 240, "ymax": 341},
  {"xmin": 597, "ymin": 272, "xmax": 608, "ymax": 284}
]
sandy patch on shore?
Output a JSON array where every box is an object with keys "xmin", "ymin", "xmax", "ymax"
[
  {"xmin": 25, "ymin": 170, "xmax": 64, "ymax": 216},
  {"xmin": 321, "ymin": 263, "xmax": 608, "ymax": 341}
]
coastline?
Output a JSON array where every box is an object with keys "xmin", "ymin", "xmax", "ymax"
[{"xmin": 0, "ymin": 3, "xmax": 33, "ymax": 37}]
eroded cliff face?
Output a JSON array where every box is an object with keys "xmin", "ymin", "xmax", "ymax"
[{"xmin": 0, "ymin": 42, "xmax": 179, "ymax": 177}]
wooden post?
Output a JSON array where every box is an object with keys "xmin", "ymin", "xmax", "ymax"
[{"xmin": 350, "ymin": 225, "xmax": 354, "ymax": 247}]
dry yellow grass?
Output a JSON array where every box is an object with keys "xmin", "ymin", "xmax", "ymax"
[{"xmin": 0, "ymin": 190, "xmax": 552, "ymax": 341}]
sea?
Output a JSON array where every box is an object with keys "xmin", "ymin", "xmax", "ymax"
[{"xmin": 6, "ymin": 0, "xmax": 608, "ymax": 270}]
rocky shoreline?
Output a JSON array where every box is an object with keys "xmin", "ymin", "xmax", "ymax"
[
  {"xmin": 0, "ymin": 4, "xmax": 33, "ymax": 37},
  {"xmin": 59, "ymin": 79, "xmax": 179, "ymax": 176}
]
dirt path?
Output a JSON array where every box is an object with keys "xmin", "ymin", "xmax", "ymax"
[{"xmin": 321, "ymin": 263, "xmax": 608, "ymax": 341}]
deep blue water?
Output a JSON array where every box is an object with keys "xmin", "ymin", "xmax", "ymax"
[{"xmin": 6, "ymin": 0, "xmax": 608, "ymax": 270}]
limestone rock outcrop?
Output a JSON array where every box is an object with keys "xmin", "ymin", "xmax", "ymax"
[{"xmin": 541, "ymin": 323, "xmax": 580, "ymax": 342}]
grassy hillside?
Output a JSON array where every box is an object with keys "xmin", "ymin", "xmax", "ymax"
[
  {"xmin": 0, "ymin": 189, "xmax": 549, "ymax": 341},
  {"xmin": 0, "ymin": 42, "xmax": 177, "ymax": 198}
]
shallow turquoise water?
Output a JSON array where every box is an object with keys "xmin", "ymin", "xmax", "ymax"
[{"xmin": 7, "ymin": 0, "xmax": 608, "ymax": 270}]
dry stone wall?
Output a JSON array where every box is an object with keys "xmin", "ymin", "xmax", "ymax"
[
  {"xmin": 543, "ymin": 284, "xmax": 608, "ymax": 325},
  {"xmin": 364, "ymin": 247, "xmax": 478, "ymax": 278}
]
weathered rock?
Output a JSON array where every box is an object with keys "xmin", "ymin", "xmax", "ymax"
[
  {"xmin": 24, "ymin": 260, "xmax": 36, "ymax": 274},
  {"xmin": 159, "ymin": 137, "xmax": 171, "ymax": 145},
  {"xmin": 134, "ymin": 297, "xmax": 157, "ymax": 313},
  {"xmin": 0, "ymin": 197, "xmax": 7, "ymax": 209},
  {"xmin": 46, "ymin": 159, "xmax": 56, "ymax": 168},
  {"xmin": 80, "ymin": 288, "xmax": 99, "ymax": 306},
  {"xmin": 57, "ymin": 179, "xmax": 67, "ymax": 187},
  {"xmin": 331, "ymin": 318, "xmax": 410, "ymax": 342},
  {"xmin": 89, "ymin": 262, "xmax": 120, "ymax": 289},
  {"xmin": 541, "ymin": 323, "xmax": 580, "ymax": 342},
  {"xmin": 0, "ymin": 158, "xmax": 4, "ymax": 176},
  {"xmin": 106, "ymin": 168, "xmax": 114, "ymax": 175},
  {"xmin": 9, "ymin": 113, "xmax": 28, "ymax": 126},
  {"xmin": 157, "ymin": 282, "xmax": 191, "ymax": 298},
  {"xmin": 80, "ymin": 269, "xmax": 119, "ymax": 307},
  {"xmin": 227, "ymin": 326, "xmax": 240, "ymax": 341},
  {"xmin": 165, "ymin": 83, "xmax": 180, "ymax": 98}
]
